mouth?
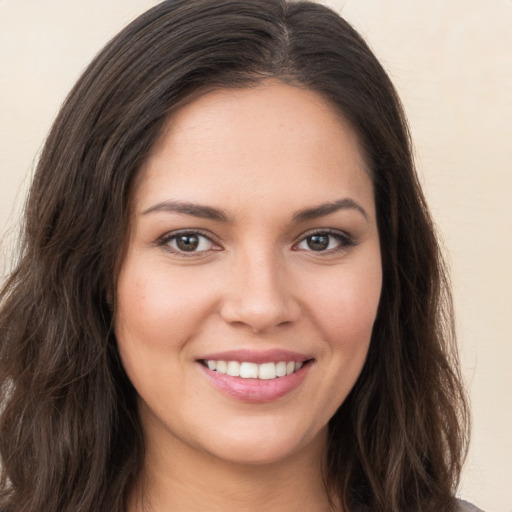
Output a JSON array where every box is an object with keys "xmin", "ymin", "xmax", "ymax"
[
  {"xmin": 196, "ymin": 349, "xmax": 314, "ymax": 402},
  {"xmin": 199, "ymin": 359, "xmax": 312, "ymax": 380}
]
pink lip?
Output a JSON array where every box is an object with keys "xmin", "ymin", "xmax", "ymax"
[
  {"xmin": 197, "ymin": 359, "xmax": 312, "ymax": 403},
  {"xmin": 197, "ymin": 349, "xmax": 311, "ymax": 364}
]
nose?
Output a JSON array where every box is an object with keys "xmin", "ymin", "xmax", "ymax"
[{"xmin": 219, "ymin": 251, "xmax": 301, "ymax": 333}]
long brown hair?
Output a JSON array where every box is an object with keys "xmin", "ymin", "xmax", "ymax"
[{"xmin": 0, "ymin": 1, "xmax": 469, "ymax": 511}]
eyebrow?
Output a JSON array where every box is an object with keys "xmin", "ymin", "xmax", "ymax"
[
  {"xmin": 292, "ymin": 198, "xmax": 369, "ymax": 223},
  {"xmin": 141, "ymin": 197, "xmax": 368, "ymax": 223},
  {"xmin": 141, "ymin": 200, "xmax": 230, "ymax": 222}
]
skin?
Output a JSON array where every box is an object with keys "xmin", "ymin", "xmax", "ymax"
[{"xmin": 115, "ymin": 82, "xmax": 382, "ymax": 511}]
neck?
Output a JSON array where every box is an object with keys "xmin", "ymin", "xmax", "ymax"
[{"xmin": 127, "ymin": 420, "xmax": 336, "ymax": 512}]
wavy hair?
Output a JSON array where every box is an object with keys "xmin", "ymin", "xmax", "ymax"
[{"xmin": 0, "ymin": 1, "xmax": 469, "ymax": 511}]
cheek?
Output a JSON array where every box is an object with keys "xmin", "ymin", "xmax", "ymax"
[
  {"xmin": 114, "ymin": 264, "xmax": 199, "ymax": 413},
  {"xmin": 115, "ymin": 260, "xmax": 213, "ymax": 346},
  {"xmin": 300, "ymin": 256, "xmax": 382, "ymax": 409},
  {"xmin": 114, "ymin": 257, "xmax": 228, "ymax": 398},
  {"xmin": 306, "ymin": 261, "xmax": 382, "ymax": 340},
  {"xmin": 114, "ymin": 261, "xmax": 178, "ymax": 385}
]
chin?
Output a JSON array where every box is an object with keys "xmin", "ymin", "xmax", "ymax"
[{"xmin": 201, "ymin": 422, "xmax": 327, "ymax": 467}]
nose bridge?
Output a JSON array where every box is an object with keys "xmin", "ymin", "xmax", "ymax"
[{"xmin": 220, "ymin": 244, "xmax": 298, "ymax": 332}]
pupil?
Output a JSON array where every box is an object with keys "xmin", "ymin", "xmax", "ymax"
[
  {"xmin": 307, "ymin": 234, "xmax": 329, "ymax": 251},
  {"xmin": 176, "ymin": 234, "xmax": 199, "ymax": 251}
]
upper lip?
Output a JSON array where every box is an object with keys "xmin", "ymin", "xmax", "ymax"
[{"xmin": 197, "ymin": 349, "xmax": 312, "ymax": 364}]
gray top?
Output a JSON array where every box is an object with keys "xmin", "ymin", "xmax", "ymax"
[{"xmin": 458, "ymin": 499, "xmax": 485, "ymax": 512}]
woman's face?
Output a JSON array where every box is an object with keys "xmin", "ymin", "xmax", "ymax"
[{"xmin": 115, "ymin": 82, "xmax": 382, "ymax": 466}]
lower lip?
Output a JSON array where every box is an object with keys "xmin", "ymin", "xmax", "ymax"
[{"xmin": 197, "ymin": 362, "xmax": 311, "ymax": 403}]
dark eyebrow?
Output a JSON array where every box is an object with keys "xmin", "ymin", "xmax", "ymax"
[
  {"xmin": 292, "ymin": 198, "xmax": 369, "ymax": 223},
  {"xmin": 141, "ymin": 198, "xmax": 368, "ymax": 224},
  {"xmin": 141, "ymin": 200, "xmax": 230, "ymax": 222}
]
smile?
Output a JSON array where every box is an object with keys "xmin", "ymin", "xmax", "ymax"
[
  {"xmin": 196, "ymin": 350, "xmax": 314, "ymax": 402},
  {"xmin": 202, "ymin": 360, "xmax": 304, "ymax": 379}
]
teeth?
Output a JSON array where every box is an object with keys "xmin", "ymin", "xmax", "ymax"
[
  {"xmin": 204, "ymin": 360, "xmax": 306, "ymax": 379},
  {"xmin": 216, "ymin": 360, "xmax": 227, "ymax": 374},
  {"xmin": 239, "ymin": 362, "xmax": 258, "ymax": 378},
  {"xmin": 258, "ymin": 362, "xmax": 276, "ymax": 380},
  {"xmin": 276, "ymin": 361, "xmax": 287, "ymax": 377},
  {"xmin": 227, "ymin": 361, "xmax": 240, "ymax": 377}
]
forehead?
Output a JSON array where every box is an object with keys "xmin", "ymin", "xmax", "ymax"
[{"xmin": 133, "ymin": 82, "xmax": 374, "ymax": 218}]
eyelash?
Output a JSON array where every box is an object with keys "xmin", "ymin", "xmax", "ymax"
[
  {"xmin": 293, "ymin": 229, "xmax": 355, "ymax": 254},
  {"xmin": 157, "ymin": 228, "xmax": 355, "ymax": 257},
  {"xmin": 157, "ymin": 229, "xmax": 220, "ymax": 257}
]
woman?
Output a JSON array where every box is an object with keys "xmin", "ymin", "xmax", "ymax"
[{"xmin": 0, "ymin": 1, "xmax": 478, "ymax": 510}]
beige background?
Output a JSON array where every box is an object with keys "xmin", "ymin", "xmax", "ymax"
[{"xmin": 1, "ymin": 1, "xmax": 511, "ymax": 510}]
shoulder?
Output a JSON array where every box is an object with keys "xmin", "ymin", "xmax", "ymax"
[{"xmin": 456, "ymin": 499, "xmax": 485, "ymax": 512}]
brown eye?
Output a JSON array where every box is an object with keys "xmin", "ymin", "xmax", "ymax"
[
  {"xmin": 307, "ymin": 234, "xmax": 330, "ymax": 251},
  {"xmin": 164, "ymin": 232, "xmax": 216, "ymax": 253},
  {"xmin": 295, "ymin": 230, "xmax": 353, "ymax": 253},
  {"xmin": 176, "ymin": 234, "xmax": 200, "ymax": 251}
]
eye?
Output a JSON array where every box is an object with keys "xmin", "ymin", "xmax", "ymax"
[
  {"xmin": 294, "ymin": 230, "xmax": 353, "ymax": 253},
  {"xmin": 160, "ymin": 231, "xmax": 218, "ymax": 254}
]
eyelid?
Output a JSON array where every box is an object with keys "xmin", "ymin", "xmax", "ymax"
[
  {"xmin": 155, "ymin": 227, "xmax": 355, "ymax": 256},
  {"xmin": 292, "ymin": 228, "xmax": 355, "ymax": 252},
  {"xmin": 157, "ymin": 229, "xmax": 222, "ymax": 256}
]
